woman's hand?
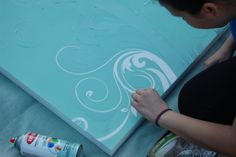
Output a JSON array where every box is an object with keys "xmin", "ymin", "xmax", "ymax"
[
  {"xmin": 131, "ymin": 88, "xmax": 168, "ymax": 123},
  {"xmin": 204, "ymin": 34, "xmax": 235, "ymax": 69},
  {"xmin": 204, "ymin": 47, "xmax": 233, "ymax": 69}
]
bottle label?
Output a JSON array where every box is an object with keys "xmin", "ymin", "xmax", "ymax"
[
  {"xmin": 26, "ymin": 132, "xmax": 38, "ymax": 144},
  {"xmin": 19, "ymin": 132, "xmax": 82, "ymax": 157}
]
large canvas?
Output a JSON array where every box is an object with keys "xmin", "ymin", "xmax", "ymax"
[{"xmin": 0, "ymin": 0, "xmax": 220, "ymax": 155}]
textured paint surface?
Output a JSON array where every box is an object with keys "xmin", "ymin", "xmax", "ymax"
[{"xmin": 0, "ymin": 0, "xmax": 219, "ymax": 155}]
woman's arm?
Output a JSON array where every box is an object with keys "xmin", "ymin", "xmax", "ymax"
[{"xmin": 131, "ymin": 89, "xmax": 236, "ymax": 157}]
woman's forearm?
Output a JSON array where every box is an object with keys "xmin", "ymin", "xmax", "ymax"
[{"xmin": 159, "ymin": 110, "xmax": 236, "ymax": 156}]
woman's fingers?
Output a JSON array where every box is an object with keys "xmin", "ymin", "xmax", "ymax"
[
  {"xmin": 136, "ymin": 89, "xmax": 145, "ymax": 95},
  {"xmin": 131, "ymin": 93, "xmax": 142, "ymax": 102},
  {"xmin": 130, "ymin": 99, "xmax": 139, "ymax": 107}
]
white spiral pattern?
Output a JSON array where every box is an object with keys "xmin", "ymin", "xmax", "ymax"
[{"xmin": 56, "ymin": 46, "xmax": 177, "ymax": 141}]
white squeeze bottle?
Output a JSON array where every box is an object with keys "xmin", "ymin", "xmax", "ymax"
[{"xmin": 10, "ymin": 132, "xmax": 84, "ymax": 157}]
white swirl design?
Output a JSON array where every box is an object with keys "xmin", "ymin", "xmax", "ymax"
[
  {"xmin": 75, "ymin": 77, "xmax": 122, "ymax": 113},
  {"xmin": 72, "ymin": 117, "xmax": 88, "ymax": 131},
  {"xmin": 56, "ymin": 46, "xmax": 177, "ymax": 142},
  {"xmin": 114, "ymin": 49, "xmax": 177, "ymax": 93}
]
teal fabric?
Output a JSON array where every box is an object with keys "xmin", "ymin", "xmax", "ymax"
[{"xmin": 0, "ymin": 30, "xmax": 229, "ymax": 157}]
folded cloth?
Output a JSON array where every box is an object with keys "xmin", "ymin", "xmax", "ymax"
[{"xmin": 148, "ymin": 132, "xmax": 217, "ymax": 157}]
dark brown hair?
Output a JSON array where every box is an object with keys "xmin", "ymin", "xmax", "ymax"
[{"xmin": 158, "ymin": 0, "xmax": 230, "ymax": 14}]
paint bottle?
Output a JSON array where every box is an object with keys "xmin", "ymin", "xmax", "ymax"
[{"xmin": 10, "ymin": 132, "xmax": 84, "ymax": 157}]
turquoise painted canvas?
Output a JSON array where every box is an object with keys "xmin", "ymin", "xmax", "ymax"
[{"xmin": 0, "ymin": 0, "xmax": 220, "ymax": 155}]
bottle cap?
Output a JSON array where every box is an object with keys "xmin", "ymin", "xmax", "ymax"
[{"xmin": 9, "ymin": 138, "xmax": 16, "ymax": 143}]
